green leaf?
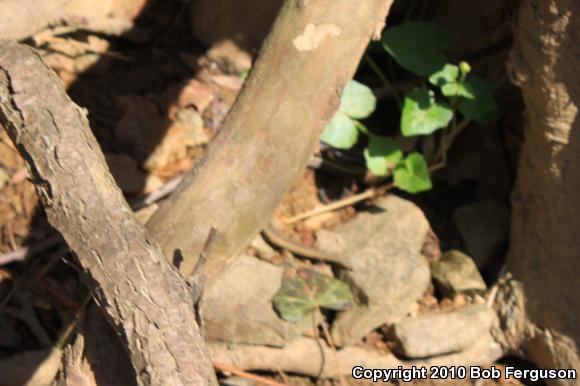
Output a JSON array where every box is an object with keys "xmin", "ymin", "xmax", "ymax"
[
  {"xmin": 401, "ymin": 88, "xmax": 453, "ymax": 136},
  {"xmin": 273, "ymin": 277, "xmax": 315, "ymax": 323},
  {"xmin": 364, "ymin": 136, "xmax": 403, "ymax": 176},
  {"xmin": 429, "ymin": 64, "xmax": 473, "ymax": 98},
  {"xmin": 394, "ymin": 152, "xmax": 432, "ymax": 193},
  {"xmin": 381, "ymin": 22, "xmax": 452, "ymax": 76},
  {"xmin": 321, "ymin": 112, "xmax": 359, "ymax": 149},
  {"xmin": 273, "ymin": 272, "xmax": 354, "ymax": 322},
  {"xmin": 340, "ymin": 80, "xmax": 376, "ymax": 119},
  {"xmin": 458, "ymin": 76, "xmax": 498, "ymax": 123},
  {"xmin": 310, "ymin": 274, "xmax": 354, "ymax": 311},
  {"xmin": 429, "ymin": 63, "xmax": 459, "ymax": 86}
]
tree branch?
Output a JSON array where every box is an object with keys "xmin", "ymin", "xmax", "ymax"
[
  {"xmin": 146, "ymin": 0, "xmax": 396, "ymax": 285},
  {"xmin": 0, "ymin": 42, "xmax": 217, "ymax": 386}
]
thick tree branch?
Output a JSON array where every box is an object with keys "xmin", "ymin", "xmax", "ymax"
[
  {"xmin": 0, "ymin": 42, "xmax": 217, "ymax": 386},
  {"xmin": 147, "ymin": 0, "xmax": 395, "ymax": 284}
]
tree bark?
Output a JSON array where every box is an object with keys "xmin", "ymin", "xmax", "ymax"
[
  {"xmin": 504, "ymin": 0, "xmax": 580, "ymax": 382},
  {"xmin": 0, "ymin": 42, "xmax": 217, "ymax": 386},
  {"xmin": 147, "ymin": 0, "xmax": 395, "ymax": 284}
]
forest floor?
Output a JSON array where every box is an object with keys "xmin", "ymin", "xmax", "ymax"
[{"xmin": 0, "ymin": 1, "xmax": 542, "ymax": 385}]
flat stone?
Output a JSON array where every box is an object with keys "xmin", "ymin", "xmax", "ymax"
[
  {"xmin": 207, "ymin": 40, "xmax": 252, "ymax": 74},
  {"xmin": 174, "ymin": 107, "xmax": 210, "ymax": 147},
  {"xmin": 391, "ymin": 304, "xmax": 496, "ymax": 358},
  {"xmin": 431, "ymin": 249, "xmax": 487, "ymax": 298},
  {"xmin": 203, "ymin": 254, "xmax": 308, "ymax": 347},
  {"xmin": 316, "ymin": 195, "xmax": 431, "ymax": 347}
]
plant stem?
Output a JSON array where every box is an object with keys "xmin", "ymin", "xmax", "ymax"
[
  {"xmin": 315, "ymin": 306, "xmax": 349, "ymax": 386},
  {"xmin": 364, "ymin": 54, "xmax": 402, "ymax": 107}
]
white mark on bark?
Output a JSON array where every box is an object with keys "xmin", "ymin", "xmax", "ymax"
[{"xmin": 293, "ymin": 23, "xmax": 341, "ymax": 52}]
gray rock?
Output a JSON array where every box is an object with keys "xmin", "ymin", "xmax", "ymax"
[
  {"xmin": 391, "ymin": 304, "xmax": 496, "ymax": 358},
  {"xmin": 431, "ymin": 249, "xmax": 487, "ymax": 298},
  {"xmin": 317, "ymin": 195, "xmax": 431, "ymax": 347},
  {"xmin": 220, "ymin": 376, "xmax": 256, "ymax": 386},
  {"xmin": 175, "ymin": 107, "xmax": 210, "ymax": 147},
  {"xmin": 249, "ymin": 233, "xmax": 278, "ymax": 262},
  {"xmin": 203, "ymin": 254, "xmax": 308, "ymax": 347}
]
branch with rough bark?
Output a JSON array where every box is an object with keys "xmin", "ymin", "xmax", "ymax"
[
  {"xmin": 146, "ymin": 0, "xmax": 396, "ymax": 285},
  {"xmin": 0, "ymin": 42, "xmax": 217, "ymax": 386}
]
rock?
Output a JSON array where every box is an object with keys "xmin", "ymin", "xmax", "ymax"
[
  {"xmin": 316, "ymin": 195, "xmax": 431, "ymax": 347},
  {"xmin": 160, "ymin": 79, "xmax": 215, "ymax": 116},
  {"xmin": 431, "ymin": 250, "xmax": 487, "ymax": 298},
  {"xmin": 206, "ymin": 40, "xmax": 252, "ymax": 74},
  {"xmin": 390, "ymin": 304, "xmax": 496, "ymax": 358},
  {"xmin": 203, "ymin": 254, "xmax": 308, "ymax": 347},
  {"xmin": 174, "ymin": 107, "xmax": 210, "ymax": 147},
  {"xmin": 249, "ymin": 233, "xmax": 278, "ymax": 262},
  {"xmin": 221, "ymin": 376, "xmax": 256, "ymax": 386},
  {"xmin": 189, "ymin": 0, "xmax": 284, "ymax": 52},
  {"xmin": 453, "ymin": 199, "xmax": 510, "ymax": 269},
  {"xmin": 105, "ymin": 153, "xmax": 147, "ymax": 194}
]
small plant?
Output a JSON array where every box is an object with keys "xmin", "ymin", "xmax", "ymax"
[
  {"xmin": 273, "ymin": 270, "xmax": 353, "ymax": 323},
  {"xmin": 320, "ymin": 21, "xmax": 498, "ymax": 194}
]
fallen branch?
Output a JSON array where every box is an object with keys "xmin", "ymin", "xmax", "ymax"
[
  {"xmin": 213, "ymin": 362, "xmax": 289, "ymax": 386},
  {"xmin": 0, "ymin": 42, "xmax": 217, "ymax": 386},
  {"xmin": 209, "ymin": 335, "xmax": 503, "ymax": 379},
  {"xmin": 146, "ymin": 0, "xmax": 397, "ymax": 286}
]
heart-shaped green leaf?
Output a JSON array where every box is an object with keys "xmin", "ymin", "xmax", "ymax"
[
  {"xmin": 321, "ymin": 112, "xmax": 359, "ymax": 149},
  {"xmin": 273, "ymin": 272, "xmax": 354, "ymax": 323},
  {"xmin": 382, "ymin": 22, "xmax": 452, "ymax": 76},
  {"xmin": 401, "ymin": 88, "xmax": 453, "ymax": 136},
  {"xmin": 273, "ymin": 277, "xmax": 315, "ymax": 323},
  {"xmin": 310, "ymin": 274, "xmax": 354, "ymax": 311},
  {"xmin": 394, "ymin": 152, "xmax": 432, "ymax": 193},
  {"xmin": 364, "ymin": 135, "xmax": 403, "ymax": 176},
  {"xmin": 458, "ymin": 76, "xmax": 497, "ymax": 123},
  {"xmin": 340, "ymin": 80, "xmax": 376, "ymax": 119}
]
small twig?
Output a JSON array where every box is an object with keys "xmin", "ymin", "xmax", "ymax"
[
  {"xmin": 282, "ymin": 183, "xmax": 394, "ymax": 225},
  {"xmin": 212, "ymin": 361, "xmax": 289, "ymax": 386},
  {"xmin": 128, "ymin": 175, "xmax": 184, "ymax": 210},
  {"xmin": 192, "ymin": 227, "xmax": 218, "ymax": 277},
  {"xmin": 315, "ymin": 306, "xmax": 349, "ymax": 386},
  {"xmin": 283, "ymin": 162, "xmax": 447, "ymax": 225},
  {"xmin": 0, "ymin": 234, "xmax": 62, "ymax": 266},
  {"xmin": 55, "ymin": 294, "xmax": 92, "ymax": 348}
]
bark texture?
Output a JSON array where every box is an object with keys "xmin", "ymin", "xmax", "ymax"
[
  {"xmin": 0, "ymin": 42, "xmax": 217, "ymax": 386},
  {"xmin": 505, "ymin": 0, "xmax": 580, "ymax": 381},
  {"xmin": 147, "ymin": 0, "xmax": 396, "ymax": 283},
  {"xmin": 0, "ymin": 0, "xmax": 68, "ymax": 41}
]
